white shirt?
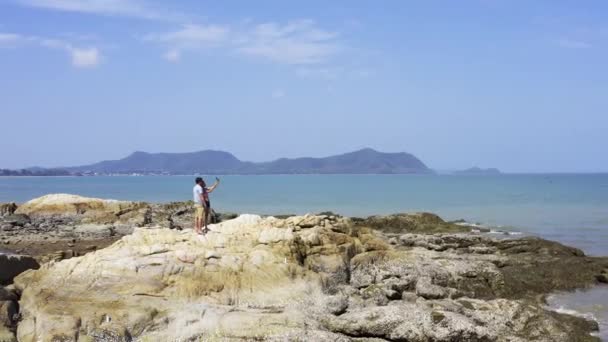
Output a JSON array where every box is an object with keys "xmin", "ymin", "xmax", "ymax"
[{"xmin": 193, "ymin": 184, "xmax": 203, "ymax": 204}]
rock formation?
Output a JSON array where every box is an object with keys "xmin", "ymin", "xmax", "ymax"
[{"xmin": 7, "ymin": 210, "xmax": 607, "ymax": 341}]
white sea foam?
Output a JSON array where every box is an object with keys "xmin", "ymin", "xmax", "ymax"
[
  {"xmin": 551, "ymin": 306, "xmax": 598, "ymax": 321},
  {"xmin": 457, "ymin": 220, "xmax": 523, "ymax": 236},
  {"xmin": 547, "ymin": 286, "xmax": 608, "ymax": 340}
]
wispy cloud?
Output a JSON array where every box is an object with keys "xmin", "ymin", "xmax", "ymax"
[
  {"xmin": 236, "ymin": 20, "xmax": 340, "ymax": 65},
  {"xmin": 271, "ymin": 89, "xmax": 285, "ymax": 99},
  {"xmin": 296, "ymin": 66, "xmax": 374, "ymax": 81},
  {"xmin": 13, "ymin": 0, "xmax": 186, "ymax": 21},
  {"xmin": 0, "ymin": 33, "xmax": 22, "ymax": 44},
  {"xmin": 145, "ymin": 19, "xmax": 340, "ymax": 65},
  {"xmin": 296, "ymin": 67, "xmax": 340, "ymax": 80},
  {"xmin": 144, "ymin": 24, "xmax": 229, "ymax": 61},
  {"xmin": 70, "ymin": 47, "xmax": 100, "ymax": 67},
  {"xmin": 163, "ymin": 49, "xmax": 180, "ymax": 62},
  {"xmin": 0, "ymin": 33, "xmax": 101, "ymax": 68},
  {"xmin": 556, "ymin": 38, "xmax": 592, "ymax": 49}
]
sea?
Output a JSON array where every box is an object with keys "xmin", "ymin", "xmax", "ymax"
[{"xmin": 1, "ymin": 174, "xmax": 607, "ymax": 339}]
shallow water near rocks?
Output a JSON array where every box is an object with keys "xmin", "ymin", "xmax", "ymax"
[{"xmin": 547, "ymin": 286, "xmax": 608, "ymax": 341}]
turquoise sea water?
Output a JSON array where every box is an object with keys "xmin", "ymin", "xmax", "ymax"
[
  {"xmin": 1, "ymin": 174, "xmax": 607, "ymax": 339},
  {"xmin": 1, "ymin": 174, "xmax": 607, "ymax": 256}
]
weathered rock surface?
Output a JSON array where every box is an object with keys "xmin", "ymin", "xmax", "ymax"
[
  {"xmin": 0, "ymin": 195, "xmax": 240, "ymax": 264},
  {"xmin": 15, "ymin": 194, "xmax": 148, "ymax": 225},
  {"xmin": 12, "ymin": 213, "xmax": 607, "ymax": 341},
  {"xmin": 355, "ymin": 212, "xmax": 472, "ymax": 234}
]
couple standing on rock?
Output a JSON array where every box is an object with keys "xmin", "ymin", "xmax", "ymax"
[{"xmin": 193, "ymin": 177, "xmax": 220, "ymax": 234}]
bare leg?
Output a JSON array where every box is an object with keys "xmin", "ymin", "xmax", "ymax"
[{"xmin": 203, "ymin": 207, "xmax": 210, "ymax": 233}]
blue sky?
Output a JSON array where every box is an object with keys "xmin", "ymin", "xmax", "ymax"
[{"xmin": 1, "ymin": 0, "xmax": 607, "ymax": 172}]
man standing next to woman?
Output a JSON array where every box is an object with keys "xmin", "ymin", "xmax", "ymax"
[{"xmin": 193, "ymin": 177, "xmax": 220, "ymax": 234}]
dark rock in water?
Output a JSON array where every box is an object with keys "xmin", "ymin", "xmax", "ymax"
[
  {"xmin": 0, "ymin": 254, "xmax": 39, "ymax": 285},
  {"xmin": 357, "ymin": 212, "xmax": 471, "ymax": 234},
  {"xmin": 0, "ymin": 204, "xmax": 17, "ymax": 218}
]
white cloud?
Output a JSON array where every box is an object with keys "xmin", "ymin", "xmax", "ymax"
[
  {"xmin": 14, "ymin": 0, "xmax": 184, "ymax": 21},
  {"xmin": 0, "ymin": 33, "xmax": 22, "ymax": 44},
  {"xmin": 163, "ymin": 49, "xmax": 181, "ymax": 62},
  {"xmin": 2, "ymin": 34, "xmax": 101, "ymax": 68},
  {"xmin": 146, "ymin": 19, "xmax": 341, "ymax": 65},
  {"xmin": 237, "ymin": 20, "xmax": 339, "ymax": 65},
  {"xmin": 70, "ymin": 47, "xmax": 100, "ymax": 67},
  {"xmin": 157, "ymin": 24, "xmax": 228, "ymax": 45},
  {"xmin": 557, "ymin": 39, "xmax": 592, "ymax": 49},
  {"xmin": 144, "ymin": 24, "xmax": 229, "ymax": 61},
  {"xmin": 271, "ymin": 89, "xmax": 285, "ymax": 99},
  {"xmin": 41, "ymin": 39, "xmax": 101, "ymax": 67}
]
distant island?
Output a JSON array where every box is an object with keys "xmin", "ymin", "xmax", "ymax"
[
  {"xmin": 2, "ymin": 148, "xmax": 433, "ymax": 176},
  {"xmin": 453, "ymin": 167, "xmax": 502, "ymax": 175},
  {"xmin": 0, "ymin": 168, "xmax": 73, "ymax": 177}
]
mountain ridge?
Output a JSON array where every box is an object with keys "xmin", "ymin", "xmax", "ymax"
[{"xmin": 65, "ymin": 148, "xmax": 432, "ymax": 175}]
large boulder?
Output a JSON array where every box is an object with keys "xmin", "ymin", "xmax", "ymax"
[
  {"xmin": 13, "ymin": 215, "xmax": 319, "ymax": 340},
  {"xmin": 15, "ymin": 194, "xmax": 149, "ymax": 225},
  {"xmin": 0, "ymin": 254, "xmax": 39, "ymax": 285}
]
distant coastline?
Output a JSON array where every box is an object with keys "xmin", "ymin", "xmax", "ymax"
[{"xmin": 2, "ymin": 148, "xmax": 434, "ymax": 176}]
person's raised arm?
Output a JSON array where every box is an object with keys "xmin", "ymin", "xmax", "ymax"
[{"xmin": 207, "ymin": 177, "xmax": 221, "ymax": 193}]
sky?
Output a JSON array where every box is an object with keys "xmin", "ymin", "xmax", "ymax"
[{"xmin": 0, "ymin": 0, "xmax": 607, "ymax": 173}]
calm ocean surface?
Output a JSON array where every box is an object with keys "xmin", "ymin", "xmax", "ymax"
[
  {"xmin": 1, "ymin": 174, "xmax": 608, "ymax": 338},
  {"xmin": 1, "ymin": 174, "xmax": 607, "ymax": 256}
]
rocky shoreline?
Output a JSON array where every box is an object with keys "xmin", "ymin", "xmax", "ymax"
[{"xmin": 1, "ymin": 194, "xmax": 607, "ymax": 341}]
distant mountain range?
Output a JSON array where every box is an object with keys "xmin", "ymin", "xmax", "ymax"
[{"xmin": 62, "ymin": 148, "xmax": 432, "ymax": 175}]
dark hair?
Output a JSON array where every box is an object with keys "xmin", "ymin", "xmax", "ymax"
[{"xmin": 195, "ymin": 177, "xmax": 203, "ymax": 184}]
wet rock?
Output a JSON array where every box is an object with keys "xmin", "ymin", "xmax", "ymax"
[
  {"xmin": 0, "ymin": 254, "xmax": 39, "ymax": 285},
  {"xmin": 358, "ymin": 212, "xmax": 471, "ymax": 234},
  {"xmin": 595, "ymin": 273, "xmax": 608, "ymax": 283},
  {"xmin": 2, "ymin": 215, "xmax": 30, "ymax": 227}
]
